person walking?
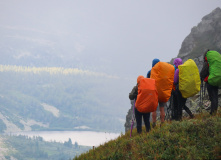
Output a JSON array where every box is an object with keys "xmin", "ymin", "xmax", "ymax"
[
  {"xmin": 173, "ymin": 58, "xmax": 194, "ymax": 120},
  {"xmin": 200, "ymin": 50, "xmax": 220, "ymax": 115},
  {"xmin": 129, "ymin": 75, "xmax": 151, "ymax": 133},
  {"xmin": 147, "ymin": 58, "xmax": 166, "ymax": 127}
]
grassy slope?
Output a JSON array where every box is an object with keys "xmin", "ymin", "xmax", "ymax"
[{"xmin": 74, "ymin": 110, "xmax": 221, "ymax": 160}]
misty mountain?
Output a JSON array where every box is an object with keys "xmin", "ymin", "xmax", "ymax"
[
  {"xmin": 0, "ymin": 24, "xmax": 129, "ymax": 77},
  {"xmin": 0, "ymin": 4, "xmax": 136, "ymax": 133},
  {"xmin": 177, "ymin": 7, "xmax": 221, "ymax": 61},
  {"xmin": 0, "ymin": 65, "xmax": 129, "ymax": 133},
  {"xmin": 0, "ymin": 25, "xmax": 87, "ymax": 68}
]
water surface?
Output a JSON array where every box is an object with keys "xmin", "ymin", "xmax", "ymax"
[{"xmin": 10, "ymin": 131, "xmax": 120, "ymax": 147}]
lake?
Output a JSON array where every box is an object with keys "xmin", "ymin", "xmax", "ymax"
[{"xmin": 9, "ymin": 131, "xmax": 120, "ymax": 147}]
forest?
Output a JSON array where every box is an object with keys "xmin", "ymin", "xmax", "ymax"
[
  {"xmin": 0, "ymin": 65, "xmax": 130, "ymax": 133},
  {"xmin": 1, "ymin": 134, "xmax": 90, "ymax": 160}
]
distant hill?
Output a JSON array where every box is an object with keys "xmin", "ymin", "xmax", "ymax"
[
  {"xmin": 0, "ymin": 24, "xmax": 112, "ymax": 74},
  {"xmin": 0, "ymin": 25, "xmax": 80, "ymax": 68},
  {"xmin": 0, "ymin": 65, "xmax": 128, "ymax": 133},
  {"xmin": 74, "ymin": 111, "xmax": 221, "ymax": 160}
]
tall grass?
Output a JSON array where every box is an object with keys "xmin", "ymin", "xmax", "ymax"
[{"xmin": 74, "ymin": 110, "xmax": 221, "ymax": 160}]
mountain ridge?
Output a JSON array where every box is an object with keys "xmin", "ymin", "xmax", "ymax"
[
  {"xmin": 177, "ymin": 7, "xmax": 221, "ymax": 63},
  {"xmin": 0, "ymin": 65, "xmax": 128, "ymax": 133}
]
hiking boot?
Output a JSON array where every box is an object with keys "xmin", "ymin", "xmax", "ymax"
[
  {"xmin": 190, "ymin": 114, "xmax": 194, "ymax": 119},
  {"xmin": 210, "ymin": 110, "xmax": 217, "ymax": 116},
  {"xmin": 160, "ymin": 122, "xmax": 164, "ymax": 128},
  {"xmin": 152, "ymin": 122, "xmax": 156, "ymax": 128}
]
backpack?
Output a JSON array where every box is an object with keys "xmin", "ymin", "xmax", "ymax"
[
  {"xmin": 150, "ymin": 62, "xmax": 175, "ymax": 103},
  {"xmin": 178, "ymin": 59, "xmax": 201, "ymax": 98},
  {"xmin": 206, "ymin": 50, "xmax": 221, "ymax": 87},
  {"xmin": 135, "ymin": 78, "xmax": 158, "ymax": 113}
]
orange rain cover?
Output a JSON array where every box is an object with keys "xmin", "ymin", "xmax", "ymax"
[
  {"xmin": 135, "ymin": 78, "xmax": 158, "ymax": 113},
  {"xmin": 150, "ymin": 62, "xmax": 175, "ymax": 103}
]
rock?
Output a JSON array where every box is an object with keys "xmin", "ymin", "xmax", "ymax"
[
  {"xmin": 177, "ymin": 7, "xmax": 221, "ymax": 63},
  {"xmin": 124, "ymin": 100, "xmax": 136, "ymax": 133}
]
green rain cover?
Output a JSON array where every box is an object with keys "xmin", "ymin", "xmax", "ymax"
[{"xmin": 207, "ymin": 50, "xmax": 221, "ymax": 87}]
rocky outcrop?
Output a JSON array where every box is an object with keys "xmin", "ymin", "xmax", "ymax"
[
  {"xmin": 177, "ymin": 7, "xmax": 221, "ymax": 63},
  {"xmin": 124, "ymin": 100, "xmax": 137, "ymax": 133},
  {"xmin": 125, "ymin": 7, "xmax": 221, "ymax": 133}
]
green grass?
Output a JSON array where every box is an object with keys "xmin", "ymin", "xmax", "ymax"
[{"xmin": 74, "ymin": 110, "xmax": 221, "ymax": 160}]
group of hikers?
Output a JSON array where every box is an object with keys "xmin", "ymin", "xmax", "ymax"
[{"xmin": 129, "ymin": 49, "xmax": 220, "ymax": 134}]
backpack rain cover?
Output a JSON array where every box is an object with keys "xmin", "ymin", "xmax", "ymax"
[
  {"xmin": 207, "ymin": 50, "xmax": 221, "ymax": 87},
  {"xmin": 135, "ymin": 78, "xmax": 158, "ymax": 113},
  {"xmin": 150, "ymin": 62, "xmax": 175, "ymax": 103},
  {"xmin": 178, "ymin": 59, "xmax": 201, "ymax": 98}
]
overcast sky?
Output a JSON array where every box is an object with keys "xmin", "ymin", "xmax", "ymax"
[{"xmin": 1, "ymin": 0, "xmax": 221, "ymax": 80}]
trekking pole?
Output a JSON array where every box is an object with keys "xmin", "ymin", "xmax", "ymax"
[
  {"xmin": 201, "ymin": 80, "xmax": 205, "ymax": 112},
  {"xmin": 130, "ymin": 100, "xmax": 136, "ymax": 137},
  {"xmin": 165, "ymin": 96, "xmax": 171, "ymax": 121},
  {"xmin": 203, "ymin": 82, "xmax": 206, "ymax": 97},
  {"xmin": 170, "ymin": 93, "xmax": 173, "ymax": 120},
  {"xmin": 166, "ymin": 92, "xmax": 173, "ymax": 121},
  {"xmin": 199, "ymin": 79, "xmax": 204, "ymax": 112},
  {"xmin": 165, "ymin": 102, "xmax": 169, "ymax": 121},
  {"xmin": 199, "ymin": 80, "xmax": 202, "ymax": 112},
  {"xmin": 203, "ymin": 82, "xmax": 207, "ymax": 111}
]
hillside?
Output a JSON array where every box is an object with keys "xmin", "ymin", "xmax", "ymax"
[
  {"xmin": 0, "ymin": 65, "xmax": 128, "ymax": 133},
  {"xmin": 74, "ymin": 110, "xmax": 221, "ymax": 160}
]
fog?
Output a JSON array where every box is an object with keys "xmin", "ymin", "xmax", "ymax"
[{"xmin": 1, "ymin": 1, "xmax": 220, "ymax": 80}]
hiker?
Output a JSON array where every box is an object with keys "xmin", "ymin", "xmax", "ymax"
[
  {"xmin": 200, "ymin": 50, "xmax": 220, "ymax": 115},
  {"xmin": 146, "ymin": 59, "xmax": 160, "ymax": 79},
  {"xmin": 129, "ymin": 75, "xmax": 151, "ymax": 133},
  {"xmin": 173, "ymin": 58, "xmax": 194, "ymax": 120},
  {"xmin": 147, "ymin": 58, "xmax": 166, "ymax": 127}
]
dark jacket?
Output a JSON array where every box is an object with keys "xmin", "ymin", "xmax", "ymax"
[
  {"xmin": 147, "ymin": 70, "xmax": 151, "ymax": 78},
  {"xmin": 200, "ymin": 50, "xmax": 210, "ymax": 82},
  {"xmin": 129, "ymin": 85, "xmax": 138, "ymax": 100},
  {"xmin": 146, "ymin": 58, "xmax": 160, "ymax": 78}
]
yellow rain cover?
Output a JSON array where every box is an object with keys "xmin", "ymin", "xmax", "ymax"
[{"xmin": 178, "ymin": 59, "xmax": 201, "ymax": 98}]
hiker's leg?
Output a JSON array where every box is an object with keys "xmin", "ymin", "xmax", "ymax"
[
  {"xmin": 159, "ymin": 102, "xmax": 166, "ymax": 123},
  {"xmin": 152, "ymin": 111, "xmax": 157, "ymax": 128},
  {"xmin": 176, "ymin": 89, "xmax": 183, "ymax": 120},
  {"xmin": 135, "ymin": 108, "xmax": 142, "ymax": 133},
  {"xmin": 143, "ymin": 112, "xmax": 151, "ymax": 132},
  {"xmin": 171, "ymin": 91, "xmax": 175, "ymax": 119},
  {"xmin": 172, "ymin": 90, "xmax": 178, "ymax": 120},
  {"xmin": 183, "ymin": 105, "xmax": 194, "ymax": 118},
  {"xmin": 207, "ymin": 83, "xmax": 218, "ymax": 115},
  {"xmin": 152, "ymin": 111, "xmax": 157, "ymax": 123}
]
